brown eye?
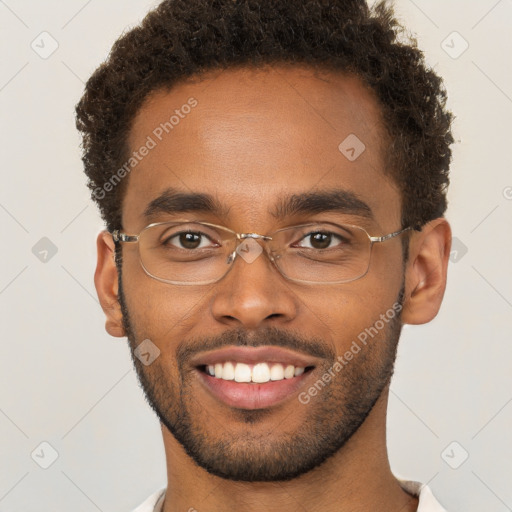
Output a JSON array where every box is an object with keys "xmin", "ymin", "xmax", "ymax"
[
  {"xmin": 297, "ymin": 231, "xmax": 342, "ymax": 250},
  {"xmin": 179, "ymin": 232, "xmax": 202, "ymax": 249},
  {"xmin": 309, "ymin": 233, "xmax": 332, "ymax": 249},
  {"xmin": 163, "ymin": 231, "xmax": 212, "ymax": 250}
]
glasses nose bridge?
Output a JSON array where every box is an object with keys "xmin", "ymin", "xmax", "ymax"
[
  {"xmin": 236, "ymin": 232, "xmax": 275, "ymax": 257},
  {"xmin": 226, "ymin": 231, "xmax": 279, "ymax": 267},
  {"xmin": 238, "ymin": 232, "xmax": 273, "ymax": 242}
]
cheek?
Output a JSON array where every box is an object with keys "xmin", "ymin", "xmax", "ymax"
[
  {"xmin": 306, "ymin": 267, "xmax": 403, "ymax": 347},
  {"xmin": 129, "ymin": 285, "xmax": 206, "ymax": 328},
  {"xmin": 287, "ymin": 277, "xmax": 402, "ymax": 355},
  {"xmin": 121, "ymin": 247, "xmax": 215, "ymax": 341},
  {"xmin": 347, "ymin": 266, "xmax": 404, "ymax": 345},
  {"xmin": 366, "ymin": 239, "xmax": 405, "ymax": 291}
]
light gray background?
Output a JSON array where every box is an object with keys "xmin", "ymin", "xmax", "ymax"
[{"xmin": 1, "ymin": 0, "xmax": 511, "ymax": 510}]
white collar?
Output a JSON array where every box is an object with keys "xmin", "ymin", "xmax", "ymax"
[{"xmin": 398, "ymin": 479, "xmax": 448, "ymax": 511}]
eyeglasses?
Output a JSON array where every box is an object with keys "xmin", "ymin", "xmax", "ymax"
[{"xmin": 111, "ymin": 220, "xmax": 414, "ymax": 285}]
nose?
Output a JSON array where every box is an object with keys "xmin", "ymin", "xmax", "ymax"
[{"xmin": 210, "ymin": 240, "xmax": 299, "ymax": 330}]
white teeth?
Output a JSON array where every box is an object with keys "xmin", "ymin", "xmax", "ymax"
[
  {"xmin": 284, "ymin": 364, "xmax": 295, "ymax": 379},
  {"xmin": 204, "ymin": 361, "xmax": 307, "ymax": 382},
  {"xmin": 270, "ymin": 364, "xmax": 284, "ymax": 381},
  {"xmin": 234, "ymin": 363, "xmax": 252, "ymax": 382},
  {"xmin": 223, "ymin": 361, "xmax": 235, "ymax": 380},
  {"xmin": 252, "ymin": 363, "xmax": 271, "ymax": 383}
]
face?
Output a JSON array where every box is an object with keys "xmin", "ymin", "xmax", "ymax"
[{"xmin": 113, "ymin": 66, "xmax": 409, "ymax": 481}]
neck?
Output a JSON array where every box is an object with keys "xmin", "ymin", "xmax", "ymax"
[{"xmin": 160, "ymin": 386, "xmax": 418, "ymax": 512}]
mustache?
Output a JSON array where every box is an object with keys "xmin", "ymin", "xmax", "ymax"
[{"xmin": 176, "ymin": 326, "xmax": 336, "ymax": 367}]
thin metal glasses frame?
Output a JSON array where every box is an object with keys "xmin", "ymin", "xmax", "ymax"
[{"xmin": 111, "ymin": 221, "xmax": 414, "ymax": 285}]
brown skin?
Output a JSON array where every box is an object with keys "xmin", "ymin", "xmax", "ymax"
[{"xmin": 94, "ymin": 66, "xmax": 451, "ymax": 512}]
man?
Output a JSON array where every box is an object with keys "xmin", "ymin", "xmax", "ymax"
[{"xmin": 75, "ymin": 0, "xmax": 453, "ymax": 510}]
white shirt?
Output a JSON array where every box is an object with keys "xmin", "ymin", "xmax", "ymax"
[{"xmin": 131, "ymin": 480, "xmax": 447, "ymax": 511}]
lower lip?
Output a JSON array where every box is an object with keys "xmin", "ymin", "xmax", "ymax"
[{"xmin": 195, "ymin": 368, "xmax": 314, "ymax": 410}]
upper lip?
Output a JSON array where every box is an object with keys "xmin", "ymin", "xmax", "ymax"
[{"xmin": 190, "ymin": 346, "xmax": 319, "ymax": 368}]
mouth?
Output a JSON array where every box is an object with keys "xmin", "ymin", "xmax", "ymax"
[
  {"xmin": 198, "ymin": 361, "xmax": 315, "ymax": 382},
  {"xmin": 191, "ymin": 346, "xmax": 318, "ymax": 410}
]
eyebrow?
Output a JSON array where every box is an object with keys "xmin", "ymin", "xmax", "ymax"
[
  {"xmin": 142, "ymin": 188, "xmax": 230, "ymax": 220},
  {"xmin": 271, "ymin": 190, "xmax": 374, "ymax": 221},
  {"xmin": 142, "ymin": 187, "xmax": 373, "ymax": 222}
]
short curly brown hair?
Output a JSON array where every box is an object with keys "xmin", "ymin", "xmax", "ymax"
[{"xmin": 75, "ymin": 0, "xmax": 453, "ymax": 234}]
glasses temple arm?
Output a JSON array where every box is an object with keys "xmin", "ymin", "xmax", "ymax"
[
  {"xmin": 370, "ymin": 225, "xmax": 421, "ymax": 243},
  {"xmin": 111, "ymin": 230, "xmax": 139, "ymax": 243}
]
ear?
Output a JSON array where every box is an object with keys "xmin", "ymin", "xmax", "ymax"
[
  {"xmin": 94, "ymin": 231, "xmax": 126, "ymax": 337},
  {"xmin": 401, "ymin": 218, "xmax": 451, "ymax": 325}
]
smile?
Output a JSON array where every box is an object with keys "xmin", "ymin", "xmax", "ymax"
[
  {"xmin": 191, "ymin": 346, "xmax": 319, "ymax": 410},
  {"xmin": 201, "ymin": 361, "xmax": 312, "ymax": 383}
]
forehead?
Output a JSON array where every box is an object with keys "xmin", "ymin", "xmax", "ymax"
[{"xmin": 122, "ymin": 65, "xmax": 401, "ymax": 231}]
